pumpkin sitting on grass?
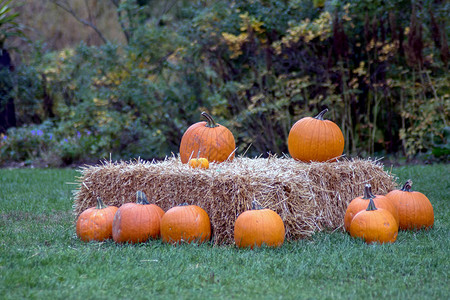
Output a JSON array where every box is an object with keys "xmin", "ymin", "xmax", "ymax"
[
  {"xmin": 76, "ymin": 197, "xmax": 118, "ymax": 242},
  {"xmin": 386, "ymin": 180, "xmax": 434, "ymax": 230},
  {"xmin": 344, "ymin": 184, "xmax": 399, "ymax": 232},
  {"xmin": 112, "ymin": 191, "xmax": 164, "ymax": 244},
  {"xmin": 160, "ymin": 204, "xmax": 211, "ymax": 244},
  {"xmin": 234, "ymin": 201, "xmax": 285, "ymax": 249},
  {"xmin": 349, "ymin": 197, "xmax": 398, "ymax": 244}
]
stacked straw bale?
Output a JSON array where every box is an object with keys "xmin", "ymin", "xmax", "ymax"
[{"xmin": 73, "ymin": 156, "xmax": 397, "ymax": 245}]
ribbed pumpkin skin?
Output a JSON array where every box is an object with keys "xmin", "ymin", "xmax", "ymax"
[
  {"xmin": 344, "ymin": 195, "xmax": 399, "ymax": 232},
  {"xmin": 153, "ymin": 205, "xmax": 165, "ymax": 220},
  {"xmin": 112, "ymin": 203, "xmax": 163, "ymax": 244},
  {"xmin": 349, "ymin": 207, "xmax": 398, "ymax": 244},
  {"xmin": 288, "ymin": 109, "xmax": 344, "ymax": 162},
  {"xmin": 234, "ymin": 209, "xmax": 285, "ymax": 249},
  {"xmin": 386, "ymin": 182, "xmax": 434, "ymax": 230},
  {"xmin": 179, "ymin": 113, "xmax": 235, "ymax": 164},
  {"xmin": 344, "ymin": 185, "xmax": 399, "ymax": 232},
  {"xmin": 76, "ymin": 199, "xmax": 118, "ymax": 242},
  {"xmin": 160, "ymin": 205, "xmax": 211, "ymax": 244}
]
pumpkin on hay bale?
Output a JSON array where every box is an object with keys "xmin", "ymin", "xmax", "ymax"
[{"xmin": 72, "ymin": 156, "xmax": 396, "ymax": 245}]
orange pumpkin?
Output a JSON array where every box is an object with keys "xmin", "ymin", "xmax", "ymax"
[
  {"xmin": 112, "ymin": 191, "xmax": 164, "ymax": 244},
  {"xmin": 288, "ymin": 108, "xmax": 344, "ymax": 162},
  {"xmin": 344, "ymin": 184, "xmax": 399, "ymax": 232},
  {"xmin": 179, "ymin": 112, "xmax": 236, "ymax": 164},
  {"xmin": 349, "ymin": 197, "xmax": 398, "ymax": 244},
  {"xmin": 386, "ymin": 180, "xmax": 434, "ymax": 230},
  {"xmin": 234, "ymin": 201, "xmax": 285, "ymax": 249},
  {"xmin": 188, "ymin": 157, "xmax": 209, "ymax": 169},
  {"xmin": 76, "ymin": 197, "xmax": 118, "ymax": 242},
  {"xmin": 160, "ymin": 204, "xmax": 211, "ymax": 244}
]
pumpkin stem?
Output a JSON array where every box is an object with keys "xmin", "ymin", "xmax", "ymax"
[
  {"xmin": 96, "ymin": 197, "xmax": 108, "ymax": 209},
  {"xmin": 136, "ymin": 191, "xmax": 149, "ymax": 205},
  {"xmin": 400, "ymin": 179, "xmax": 413, "ymax": 192},
  {"xmin": 202, "ymin": 111, "xmax": 219, "ymax": 128},
  {"xmin": 366, "ymin": 197, "xmax": 378, "ymax": 211},
  {"xmin": 314, "ymin": 108, "xmax": 329, "ymax": 120},
  {"xmin": 362, "ymin": 184, "xmax": 373, "ymax": 200},
  {"xmin": 251, "ymin": 200, "xmax": 263, "ymax": 210}
]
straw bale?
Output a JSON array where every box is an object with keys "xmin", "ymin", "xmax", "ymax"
[{"xmin": 72, "ymin": 156, "xmax": 397, "ymax": 245}]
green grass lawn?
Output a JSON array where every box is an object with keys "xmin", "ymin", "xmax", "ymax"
[{"xmin": 0, "ymin": 164, "xmax": 449, "ymax": 299}]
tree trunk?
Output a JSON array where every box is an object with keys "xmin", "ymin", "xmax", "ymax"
[{"xmin": 0, "ymin": 49, "xmax": 16, "ymax": 133}]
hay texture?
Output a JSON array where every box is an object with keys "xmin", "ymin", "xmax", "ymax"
[{"xmin": 73, "ymin": 157, "xmax": 397, "ymax": 245}]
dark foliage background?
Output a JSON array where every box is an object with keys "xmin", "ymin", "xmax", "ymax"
[{"xmin": 0, "ymin": 0, "xmax": 448, "ymax": 166}]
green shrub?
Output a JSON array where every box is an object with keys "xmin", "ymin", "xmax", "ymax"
[
  {"xmin": 1, "ymin": 0, "xmax": 448, "ymax": 165},
  {"xmin": 0, "ymin": 122, "xmax": 58, "ymax": 166},
  {"xmin": 0, "ymin": 121, "xmax": 110, "ymax": 166}
]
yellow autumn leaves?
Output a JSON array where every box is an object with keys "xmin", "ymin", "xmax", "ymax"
[
  {"xmin": 222, "ymin": 12, "xmax": 265, "ymax": 58},
  {"xmin": 222, "ymin": 11, "xmax": 334, "ymax": 59}
]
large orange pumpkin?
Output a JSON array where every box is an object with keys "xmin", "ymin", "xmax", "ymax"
[
  {"xmin": 288, "ymin": 108, "xmax": 344, "ymax": 162},
  {"xmin": 160, "ymin": 204, "xmax": 211, "ymax": 244},
  {"xmin": 76, "ymin": 197, "xmax": 118, "ymax": 242},
  {"xmin": 349, "ymin": 197, "xmax": 398, "ymax": 244},
  {"xmin": 344, "ymin": 184, "xmax": 399, "ymax": 232},
  {"xmin": 112, "ymin": 191, "xmax": 164, "ymax": 244},
  {"xmin": 234, "ymin": 202, "xmax": 285, "ymax": 249},
  {"xmin": 179, "ymin": 112, "xmax": 236, "ymax": 164},
  {"xmin": 386, "ymin": 180, "xmax": 434, "ymax": 230}
]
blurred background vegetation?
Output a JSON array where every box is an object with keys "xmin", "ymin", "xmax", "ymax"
[{"xmin": 0, "ymin": 0, "xmax": 448, "ymax": 167}]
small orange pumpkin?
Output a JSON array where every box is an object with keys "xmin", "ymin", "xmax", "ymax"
[
  {"xmin": 349, "ymin": 197, "xmax": 398, "ymax": 244},
  {"xmin": 179, "ymin": 112, "xmax": 236, "ymax": 164},
  {"xmin": 234, "ymin": 201, "xmax": 285, "ymax": 249},
  {"xmin": 112, "ymin": 191, "xmax": 164, "ymax": 244},
  {"xmin": 288, "ymin": 108, "xmax": 345, "ymax": 162},
  {"xmin": 160, "ymin": 204, "xmax": 211, "ymax": 244},
  {"xmin": 188, "ymin": 157, "xmax": 209, "ymax": 169},
  {"xmin": 386, "ymin": 180, "xmax": 434, "ymax": 230},
  {"xmin": 344, "ymin": 184, "xmax": 399, "ymax": 232},
  {"xmin": 76, "ymin": 197, "xmax": 118, "ymax": 242}
]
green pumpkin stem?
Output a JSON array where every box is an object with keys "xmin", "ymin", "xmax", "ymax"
[
  {"xmin": 314, "ymin": 108, "xmax": 329, "ymax": 120},
  {"xmin": 366, "ymin": 197, "xmax": 378, "ymax": 211},
  {"xmin": 202, "ymin": 112, "xmax": 219, "ymax": 128},
  {"xmin": 136, "ymin": 191, "xmax": 149, "ymax": 205},
  {"xmin": 362, "ymin": 184, "xmax": 373, "ymax": 200},
  {"xmin": 251, "ymin": 200, "xmax": 263, "ymax": 210},
  {"xmin": 96, "ymin": 197, "xmax": 108, "ymax": 209},
  {"xmin": 400, "ymin": 179, "xmax": 413, "ymax": 192}
]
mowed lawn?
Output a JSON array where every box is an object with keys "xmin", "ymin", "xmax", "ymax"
[{"xmin": 0, "ymin": 163, "xmax": 449, "ymax": 299}]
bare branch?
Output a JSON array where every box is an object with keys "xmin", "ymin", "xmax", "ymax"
[
  {"xmin": 84, "ymin": 0, "xmax": 94, "ymax": 25},
  {"xmin": 50, "ymin": 0, "xmax": 108, "ymax": 44},
  {"xmin": 108, "ymin": 0, "xmax": 130, "ymax": 43}
]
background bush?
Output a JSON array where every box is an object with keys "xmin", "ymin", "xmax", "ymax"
[{"xmin": 1, "ymin": 0, "xmax": 448, "ymax": 166}]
